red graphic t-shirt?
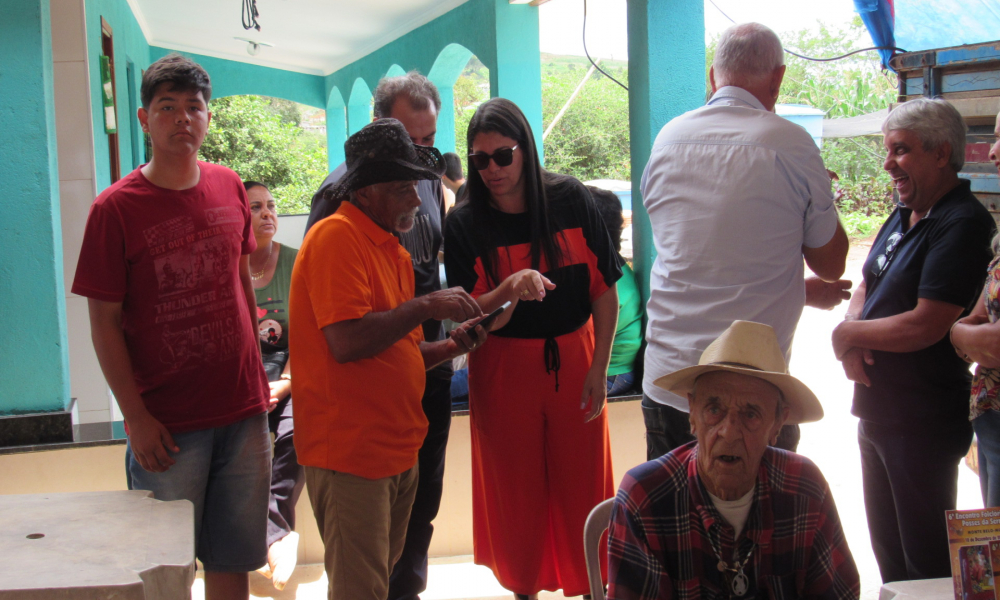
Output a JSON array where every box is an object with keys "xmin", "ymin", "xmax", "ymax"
[{"xmin": 72, "ymin": 163, "xmax": 269, "ymax": 433}]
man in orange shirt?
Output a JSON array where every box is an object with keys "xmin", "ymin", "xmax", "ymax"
[{"xmin": 289, "ymin": 119, "xmax": 486, "ymax": 600}]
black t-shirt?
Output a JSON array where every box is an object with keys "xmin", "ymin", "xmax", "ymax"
[
  {"xmin": 853, "ymin": 180, "xmax": 996, "ymax": 426},
  {"xmin": 444, "ymin": 177, "xmax": 622, "ymax": 339},
  {"xmin": 306, "ymin": 162, "xmax": 447, "ymax": 345}
]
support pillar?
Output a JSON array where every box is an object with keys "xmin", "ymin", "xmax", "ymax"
[
  {"xmin": 0, "ymin": 0, "xmax": 73, "ymax": 422},
  {"xmin": 489, "ymin": 0, "xmax": 544, "ymax": 160},
  {"xmin": 429, "ymin": 43, "xmax": 474, "ymax": 156},
  {"xmin": 626, "ymin": 0, "xmax": 704, "ymax": 304},
  {"xmin": 326, "ymin": 88, "xmax": 347, "ymax": 169}
]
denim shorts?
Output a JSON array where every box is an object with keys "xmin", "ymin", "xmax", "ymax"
[{"xmin": 127, "ymin": 412, "xmax": 271, "ymax": 571}]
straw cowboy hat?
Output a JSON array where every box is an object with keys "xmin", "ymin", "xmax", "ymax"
[
  {"xmin": 653, "ymin": 320, "xmax": 824, "ymax": 425},
  {"xmin": 328, "ymin": 118, "xmax": 445, "ymax": 200}
]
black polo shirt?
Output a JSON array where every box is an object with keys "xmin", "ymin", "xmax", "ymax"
[{"xmin": 852, "ymin": 180, "xmax": 996, "ymax": 427}]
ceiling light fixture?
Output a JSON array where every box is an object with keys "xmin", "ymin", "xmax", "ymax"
[{"xmin": 234, "ymin": 37, "xmax": 273, "ymax": 57}]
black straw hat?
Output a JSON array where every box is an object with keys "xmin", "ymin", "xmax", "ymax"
[{"xmin": 328, "ymin": 118, "xmax": 444, "ymax": 200}]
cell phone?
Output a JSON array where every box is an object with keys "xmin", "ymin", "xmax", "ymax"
[{"xmin": 469, "ymin": 301, "xmax": 512, "ymax": 331}]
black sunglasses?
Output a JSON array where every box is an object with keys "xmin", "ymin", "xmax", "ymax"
[
  {"xmin": 873, "ymin": 232, "xmax": 904, "ymax": 278},
  {"xmin": 468, "ymin": 145, "xmax": 519, "ymax": 170}
]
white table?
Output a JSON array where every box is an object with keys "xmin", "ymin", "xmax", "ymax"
[
  {"xmin": 879, "ymin": 577, "xmax": 954, "ymax": 600},
  {"xmin": 0, "ymin": 490, "xmax": 195, "ymax": 599}
]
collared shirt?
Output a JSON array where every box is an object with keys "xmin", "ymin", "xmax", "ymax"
[
  {"xmin": 607, "ymin": 443, "xmax": 860, "ymax": 600},
  {"xmin": 854, "ymin": 179, "xmax": 995, "ymax": 427},
  {"xmin": 640, "ymin": 86, "xmax": 839, "ymax": 409},
  {"xmin": 289, "ymin": 201, "xmax": 428, "ymax": 479}
]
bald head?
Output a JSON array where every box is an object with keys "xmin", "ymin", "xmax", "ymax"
[{"xmin": 711, "ymin": 23, "xmax": 786, "ymax": 110}]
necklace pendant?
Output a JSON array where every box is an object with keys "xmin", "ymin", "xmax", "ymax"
[
  {"xmin": 717, "ymin": 560, "xmax": 726, "ymax": 572},
  {"xmin": 731, "ymin": 569, "xmax": 749, "ymax": 597}
]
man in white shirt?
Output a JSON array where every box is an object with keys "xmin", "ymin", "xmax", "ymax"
[{"xmin": 640, "ymin": 22, "xmax": 849, "ymax": 459}]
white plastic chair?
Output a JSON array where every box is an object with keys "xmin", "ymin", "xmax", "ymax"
[{"xmin": 583, "ymin": 497, "xmax": 616, "ymax": 600}]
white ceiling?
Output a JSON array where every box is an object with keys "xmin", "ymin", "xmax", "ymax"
[{"xmin": 126, "ymin": 0, "xmax": 472, "ymax": 76}]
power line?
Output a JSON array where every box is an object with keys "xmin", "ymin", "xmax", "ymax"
[{"xmin": 583, "ymin": 0, "xmax": 628, "ymax": 91}]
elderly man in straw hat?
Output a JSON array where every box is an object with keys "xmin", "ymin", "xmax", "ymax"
[
  {"xmin": 607, "ymin": 321, "xmax": 860, "ymax": 600},
  {"xmin": 289, "ymin": 118, "xmax": 488, "ymax": 600}
]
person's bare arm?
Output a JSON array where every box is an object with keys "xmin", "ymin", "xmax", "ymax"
[
  {"xmin": 420, "ymin": 321, "xmax": 488, "ymax": 370},
  {"xmin": 582, "ymin": 285, "xmax": 619, "ymax": 422},
  {"xmin": 950, "ymin": 288, "xmax": 1000, "ymax": 367},
  {"xmin": 832, "ymin": 297, "xmax": 964, "ymax": 358},
  {"xmin": 239, "ymin": 255, "xmax": 259, "ymax": 331},
  {"xmin": 322, "ymin": 287, "xmax": 482, "ymax": 363},
  {"xmin": 803, "ymin": 221, "xmax": 849, "ymax": 281},
  {"xmin": 832, "ymin": 280, "xmax": 874, "ymax": 385},
  {"xmin": 474, "ymin": 269, "xmax": 557, "ymax": 331},
  {"xmin": 87, "ymin": 299, "xmax": 178, "ymax": 472}
]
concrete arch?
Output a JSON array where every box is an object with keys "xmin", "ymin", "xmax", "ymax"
[
  {"xmin": 347, "ymin": 77, "xmax": 373, "ymax": 135},
  {"xmin": 327, "ymin": 86, "xmax": 347, "ymax": 168},
  {"xmin": 385, "ymin": 64, "xmax": 406, "ymax": 78},
  {"xmin": 429, "ymin": 43, "xmax": 477, "ymax": 154}
]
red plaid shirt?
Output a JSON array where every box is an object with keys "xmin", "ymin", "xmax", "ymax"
[{"xmin": 607, "ymin": 443, "xmax": 859, "ymax": 600}]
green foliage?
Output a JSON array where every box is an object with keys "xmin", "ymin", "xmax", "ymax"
[
  {"xmin": 541, "ymin": 62, "xmax": 631, "ymax": 181},
  {"xmin": 199, "ymin": 95, "xmax": 327, "ymax": 215}
]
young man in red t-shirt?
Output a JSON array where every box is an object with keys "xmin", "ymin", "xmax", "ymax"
[{"xmin": 72, "ymin": 54, "xmax": 270, "ymax": 600}]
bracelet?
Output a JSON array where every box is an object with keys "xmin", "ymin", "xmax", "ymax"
[{"xmin": 279, "ymin": 374, "xmax": 291, "ymax": 381}]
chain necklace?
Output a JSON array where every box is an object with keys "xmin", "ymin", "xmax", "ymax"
[
  {"xmin": 709, "ymin": 535, "xmax": 756, "ymax": 598},
  {"xmin": 251, "ymin": 242, "xmax": 273, "ymax": 281}
]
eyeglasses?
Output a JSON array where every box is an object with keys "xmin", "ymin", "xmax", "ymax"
[
  {"xmin": 468, "ymin": 145, "xmax": 519, "ymax": 170},
  {"xmin": 873, "ymin": 232, "xmax": 904, "ymax": 278}
]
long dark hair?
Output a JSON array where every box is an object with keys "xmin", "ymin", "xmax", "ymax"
[{"xmin": 465, "ymin": 98, "xmax": 564, "ymax": 287}]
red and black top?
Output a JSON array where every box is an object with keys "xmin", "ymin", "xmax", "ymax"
[{"xmin": 444, "ymin": 178, "xmax": 623, "ymax": 339}]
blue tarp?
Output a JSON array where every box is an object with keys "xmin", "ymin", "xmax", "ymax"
[{"xmin": 856, "ymin": 0, "xmax": 1000, "ymax": 69}]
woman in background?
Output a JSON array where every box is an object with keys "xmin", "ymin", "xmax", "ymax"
[
  {"xmin": 444, "ymin": 98, "xmax": 621, "ymax": 600},
  {"xmin": 245, "ymin": 181, "xmax": 302, "ymax": 591},
  {"xmin": 951, "ymin": 109, "xmax": 1000, "ymax": 507}
]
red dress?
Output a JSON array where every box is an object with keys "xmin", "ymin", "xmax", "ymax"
[{"xmin": 444, "ymin": 180, "xmax": 621, "ymax": 596}]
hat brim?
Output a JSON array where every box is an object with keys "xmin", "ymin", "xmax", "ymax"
[
  {"xmin": 653, "ymin": 364, "xmax": 824, "ymax": 425},
  {"xmin": 330, "ymin": 146, "xmax": 445, "ymax": 200}
]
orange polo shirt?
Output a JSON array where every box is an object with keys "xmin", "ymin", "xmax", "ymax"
[{"xmin": 289, "ymin": 201, "xmax": 427, "ymax": 479}]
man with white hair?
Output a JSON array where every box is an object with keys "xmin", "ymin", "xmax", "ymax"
[
  {"xmin": 832, "ymin": 97, "xmax": 996, "ymax": 582},
  {"xmin": 608, "ymin": 321, "xmax": 860, "ymax": 600},
  {"xmin": 640, "ymin": 22, "xmax": 850, "ymax": 460}
]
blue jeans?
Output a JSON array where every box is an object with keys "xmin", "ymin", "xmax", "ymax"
[
  {"xmin": 606, "ymin": 371, "xmax": 635, "ymax": 396},
  {"xmin": 974, "ymin": 410, "xmax": 1000, "ymax": 507},
  {"xmin": 127, "ymin": 412, "xmax": 271, "ymax": 571}
]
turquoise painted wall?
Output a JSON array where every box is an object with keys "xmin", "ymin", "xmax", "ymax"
[
  {"xmin": 86, "ymin": 0, "xmax": 152, "ymax": 191},
  {"xmin": 0, "ymin": 0, "xmax": 71, "ymax": 414},
  {"xmin": 148, "ymin": 47, "xmax": 326, "ymax": 109},
  {"xmin": 324, "ymin": 0, "xmax": 543, "ymax": 157},
  {"xmin": 627, "ymin": 0, "xmax": 705, "ymax": 305}
]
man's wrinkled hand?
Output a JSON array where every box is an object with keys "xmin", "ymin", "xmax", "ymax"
[
  {"xmin": 128, "ymin": 413, "xmax": 179, "ymax": 473},
  {"xmin": 805, "ymin": 277, "xmax": 852, "ymax": 310},
  {"xmin": 839, "ymin": 347, "xmax": 874, "ymax": 386},
  {"xmin": 423, "ymin": 287, "xmax": 483, "ymax": 323}
]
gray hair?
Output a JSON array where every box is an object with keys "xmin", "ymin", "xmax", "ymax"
[
  {"xmin": 373, "ymin": 71, "xmax": 441, "ymax": 119},
  {"xmin": 883, "ymin": 97, "xmax": 967, "ymax": 172},
  {"xmin": 713, "ymin": 23, "xmax": 785, "ymax": 88}
]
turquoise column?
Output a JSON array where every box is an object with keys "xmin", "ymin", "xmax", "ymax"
[
  {"xmin": 436, "ymin": 86, "xmax": 457, "ymax": 154},
  {"xmin": 347, "ymin": 78, "xmax": 373, "ymax": 135},
  {"xmin": 627, "ymin": 0, "xmax": 704, "ymax": 305},
  {"xmin": 326, "ymin": 87, "xmax": 347, "ymax": 169},
  {"xmin": 490, "ymin": 0, "xmax": 544, "ymax": 160},
  {"xmin": 429, "ymin": 43, "xmax": 474, "ymax": 156},
  {"xmin": 0, "ymin": 0, "xmax": 71, "ymax": 414}
]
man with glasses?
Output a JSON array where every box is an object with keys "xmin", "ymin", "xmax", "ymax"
[
  {"xmin": 639, "ymin": 22, "xmax": 850, "ymax": 460},
  {"xmin": 306, "ymin": 72, "xmax": 453, "ymax": 600},
  {"xmin": 831, "ymin": 97, "xmax": 996, "ymax": 583}
]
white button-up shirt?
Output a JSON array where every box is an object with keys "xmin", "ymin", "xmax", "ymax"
[{"xmin": 641, "ymin": 86, "xmax": 839, "ymax": 409}]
